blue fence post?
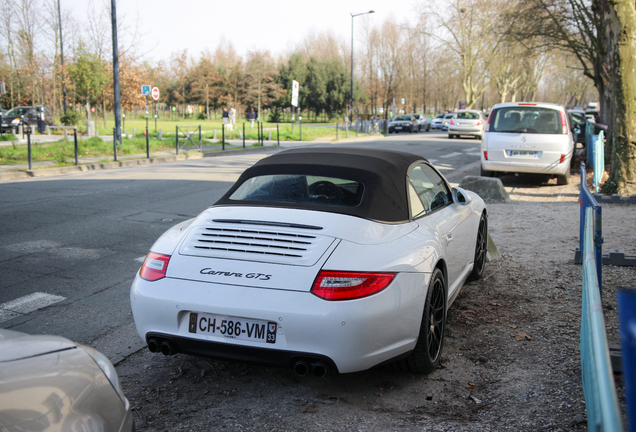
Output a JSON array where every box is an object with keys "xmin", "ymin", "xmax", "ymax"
[
  {"xmin": 594, "ymin": 130, "xmax": 605, "ymax": 193},
  {"xmin": 581, "ymin": 207, "xmax": 624, "ymax": 432},
  {"xmin": 579, "ymin": 163, "xmax": 603, "ymax": 293},
  {"xmin": 618, "ymin": 288, "xmax": 636, "ymax": 432}
]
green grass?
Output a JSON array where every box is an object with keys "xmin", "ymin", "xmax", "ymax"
[
  {"xmin": 0, "ymin": 136, "xmax": 175, "ymax": 166},
  {"xmin": 0, "ymin": 133, "xmax": 18, "ymax": 142}
]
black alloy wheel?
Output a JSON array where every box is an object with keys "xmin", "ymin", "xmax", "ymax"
[
  {"xmin": 392, "ymin": 268, "xmax": 446, "ymax": 373},
  {"xmin": 469, "ymin": 213, "xmax": 488, "ymax": 280}
]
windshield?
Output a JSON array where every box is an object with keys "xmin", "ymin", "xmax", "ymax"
[
  {"xmin": 5, "ymin": 107, "xmax": 31, "ymax": 117},
  {"xmin": 490, "ymin": 107, "xmax": 561, "ymax": 134},
  {"xmin": 393, "ymin": 115, "xmax": 412, "ymax": 121},
  {"xmin": 455, "ymin": 111, "xmax": 481, "ymax": 120},
  {"xmin": 230, "ymin": 174, "xmax": 364, "ymax": 207}
]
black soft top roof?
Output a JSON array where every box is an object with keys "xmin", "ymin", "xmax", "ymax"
[{"xmin": 215, "ymin": 147, "xmax": 428, "ymax": 223}]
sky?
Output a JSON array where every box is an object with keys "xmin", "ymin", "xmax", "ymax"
[{"xmin": 64, "ymin": 0, "xmax": 420, "ymax": 62}]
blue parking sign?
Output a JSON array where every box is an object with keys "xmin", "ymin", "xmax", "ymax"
[{"xmin": 141, "ymin": 85, "xmax": 151, "ymax": 96}]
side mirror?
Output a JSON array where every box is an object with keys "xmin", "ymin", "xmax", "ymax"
[
  {"xmin": 452, "ymin": 187, "xmax": 471, "ymax": 205},
  {"xmin": 573, "ymin": 127, "xmax": 581, "ymax": 134}
]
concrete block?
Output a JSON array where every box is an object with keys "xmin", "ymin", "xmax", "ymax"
[{"xmin": 459, "ymin": 176, "xmax": 511, "ymax": 203}]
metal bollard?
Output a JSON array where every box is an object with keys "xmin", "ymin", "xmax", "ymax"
[
  {"xmin": 27, "ymin": 127, "xmax": 32, "ymax": 170},
  {"xmin": 277, "ymin": 124, "xmax": 280, "ymax": 146},
  {"xmin": 618, "ymin": 287, "xmax": 636, "ymax": 431},
  {"xmin": 222, "ymin": 125, "xmax": 225, "ymax": 150},
  {"xmin": 336, "ymin": 122, "xmax": 339, "ymax": 141},
  {"xmin": 113, "ymin": 127, "xmax": 117, "ymax": 162},
  {"xmin": 243, "ymin": 123, "xmax": 246, "ymax": 148},
  {"xmin": 145, "ymin": 124, "xmax": 150, "ymax": 159},
  {"xmin": 74, "ymin": 128, "xmax": 78, "ymax": 166},
  {"xmin": 175, "ymin": 125, "xmax": 179, "ymax": 155}
]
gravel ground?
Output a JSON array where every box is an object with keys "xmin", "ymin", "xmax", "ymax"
[{"xmin": 117, "ymin": 171, "xmax": 636, "ymax": 431}]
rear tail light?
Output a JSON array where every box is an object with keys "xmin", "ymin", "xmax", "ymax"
[
  {"xmin": 483, "ymin": 150, "xmax": 489, "ymax": 160},
  {"xmin": 311, "ymin": 270, "xmax": 396, "ymax": 301},
  {"xmin": 560, "ymin": 154, "xmax": 566, "ymax": 163},
  {"xmin": 560, "ymin": 111, "xmax": 568, "ymax": 134},
  {"xmin": 140, "ymin": 252, "xmax": 171, "ymax": 281},
  {"xmin": 475, "ymin": 120, "xmax": 482, "ymax": 126},
  {"xmin": 485, "ymin": 110, "xmax": 494, "ymax": 132}
]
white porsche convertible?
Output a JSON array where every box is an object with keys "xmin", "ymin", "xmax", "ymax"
[{"xmin": 130, "ymin": 147, "xmax": 487, "ymax": 376}]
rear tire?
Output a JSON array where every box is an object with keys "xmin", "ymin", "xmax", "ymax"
[
  {"xmin": 480, "ymin": 165, "xmax": 495, "ymax": 177},
  {"xmin": 469, "ymin": 213, "xmax": 488, "ymax": 280},
  {"xmin": 392, "ymin": 268, "xmax": 446, "ymax": 373},
  {"xmin": 557, "ymin": 161, "xmax": 571, "ymax": 185}
]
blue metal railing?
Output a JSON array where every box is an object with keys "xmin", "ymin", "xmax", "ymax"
[
  {"xmin": 618, "ymin": 288, "xmax": 636, "ymax": 432},
  {"xmin": 579, "ymin": 163, "xmax": 603, "ymax": 292},
  {"xmin": 580, "ymin": 206, "xmax": 624, "ymax": 431}
]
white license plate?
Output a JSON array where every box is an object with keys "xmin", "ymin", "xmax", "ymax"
[
  {"xmin": 395, "ymin": 126, "xmax": 403, "ymax": 130},
  {"xmin": 508, "ymin": 150, "xmax": 535, "ymax": 157},
  {"xmin": 188, "ymin": 312, "xmax": 276, "ymax": 344}
]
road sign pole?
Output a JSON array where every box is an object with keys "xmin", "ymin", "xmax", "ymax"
[{"xmin": 145, "ymin": 96, "xmax": 149, "ymax": 158}]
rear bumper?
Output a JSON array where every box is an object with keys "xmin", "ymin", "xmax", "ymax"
[
  {"xmin": 449, "ymin": 126, "xmax": 482, "ymax": 135},
  {"xmin": 130, "ymin": 272, "xmax": 428, "ymax": 373},
  {"xmin": 481, "ymin": 154, "xmax": 570, "ymax": 175}
]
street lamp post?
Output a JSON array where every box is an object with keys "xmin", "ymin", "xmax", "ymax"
[{"xmin": 350, "ymin": 10, "xmax": 374, "ymax": 122}]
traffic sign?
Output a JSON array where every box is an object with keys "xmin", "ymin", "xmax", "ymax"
[
  {"xmin": 151, "ymin": 87, "xmax": 160, "ymax": 100},
  {"xmin": 291, "ymin": 80, "xmax": 299, "ymax": 107},
  {"xmin": 141, "ymin": 85, "xmax": 151, "ymax": 96}
]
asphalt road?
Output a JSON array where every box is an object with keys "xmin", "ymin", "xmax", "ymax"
[{"xmin": 0, "ymin": 129, "xmax": 481, "ymax": 361}]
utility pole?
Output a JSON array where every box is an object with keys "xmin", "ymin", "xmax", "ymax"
[
  {"xmin": 57, "ymin": 0, "xmax": 67, "ymax": 114},
  {"xmin": 111, "ymin": 0, "xmax": 122, "ymax": 147}
]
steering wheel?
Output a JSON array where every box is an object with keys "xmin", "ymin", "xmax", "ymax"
[{"xmin": 310, "ymin": 181, "xmax": 343, "ymax": 201}]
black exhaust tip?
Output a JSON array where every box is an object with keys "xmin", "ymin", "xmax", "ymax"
[
  {"xmin": 147, "ymin": 338, "xmax": 160, "ymax": 353},
  {"xmin": 293, "ymin": 361, "xmax": 310, "ymax": 377},
  {"xmin": 160, "ymin": 340, "xmax": 176, "ymax": 356},
  {"xmin": 312, "ymin": 361, "xmax": 328, "ymax": 378}
]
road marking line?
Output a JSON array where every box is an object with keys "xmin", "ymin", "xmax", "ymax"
[
  {"xmin": 0, "ymin": 292, "xmax": 66, "ymax": 323},
  {"xmin": 441, "ymin": 152, "xmax": 463, "ymax": 158}
]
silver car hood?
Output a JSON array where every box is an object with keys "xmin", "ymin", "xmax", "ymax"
[{"xmin": 0, "ymin": 328, "xmax": 77, "ymax": 362}]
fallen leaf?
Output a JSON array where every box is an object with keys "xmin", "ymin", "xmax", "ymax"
[
  {"xmin": 490, "ymin": 302, "xmax": 502, "ymax": 306},
  {"xmin": 316, "ymin": 393, "xmax": 328, "ymax": 399},
  {"xmin": 159, "ymin": 409, "xmax": 168, "ymax": 415},
  {"xmin": 513, "ymin": 333, "xmax": 532, "ymax": 341},
  {"xmin": 300, "ymin": 405, "xmax": 318, "ymax": 413},
  {"xmin": 375, "ymin": 392, "xmax": 384, "ymax": 397},
  {"xmin": 510, "ymin": 325, "xmax": 518, "ymax": 329}
]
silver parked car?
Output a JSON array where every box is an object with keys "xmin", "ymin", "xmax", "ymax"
[
  {"xmin": 409, "ymin": 113, "xmax": 431, "ymax": 132},
  {"xmin": 0, "ymin": 328, "xmax": 134, "ymax": 432},
  {"xmin": 480, "ymin": 101, "xmax": 574, "ymax": 185},
  {"xmin": 448, "ymin": 109, "xmax": 487, "ymax": 139}
]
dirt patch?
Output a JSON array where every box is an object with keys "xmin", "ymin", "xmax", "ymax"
[{"xmin": 117, "ymin": 172, "xmax": 635, "ymax": 431}]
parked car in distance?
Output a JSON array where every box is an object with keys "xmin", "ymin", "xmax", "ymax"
[
  {"xmin": 585, "ymin": 109, "xmax": 600, "ymax": 123},
  {"xmin": 388, "ymin": 114, "xmax": 419, "ymax": 133},
  {"xmin": 441, "ymin": 113, "xmax": 455, "ymax": 131},
  {"xmin": 448, "ymin": 109, "xmax": 487, "ymax": 139},
  {"xmin": 481, "ymin": 101, "xmax": 574, "ymax": 185},
  {"xmin": 0, "ymin": 328, "xmax": 134, "ymax": 432},
  {"xmin": 431, "ymin": 114, "xmax": 444, "ymax": 129},
  {"xmin": 410, "ymin": 113, "xmax": 431, "ymax": 132},
  {"xmin": 0, "ymin": 106, "xmax": 53, "ymax": 133},
  {"xmin": 131, "ymin": 147, "xmax": 488, "ymax": 376}
]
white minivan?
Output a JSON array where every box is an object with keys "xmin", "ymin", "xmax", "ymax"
[{"xmin": 480, "ymin": 102, "xmax": 575, "ymax": 185}]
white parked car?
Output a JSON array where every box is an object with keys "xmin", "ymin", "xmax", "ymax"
[
  {"xmin": 131, "ymin": 148, "xmax": 488, "ymax": 376},
  {"xmin": 431, "ymin": 114, "xmax": 445, "ymax": 129},
  {"xmin": 441, "ymin": 113, "xmax": 454, "ymax": 131},
  {"xmin": 448, "ymin": 109, "xmax": 487, "ymax": 139},
  {"xmin": 481, "ymin": 102, "xmax": 575, "ymax": 184}
]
